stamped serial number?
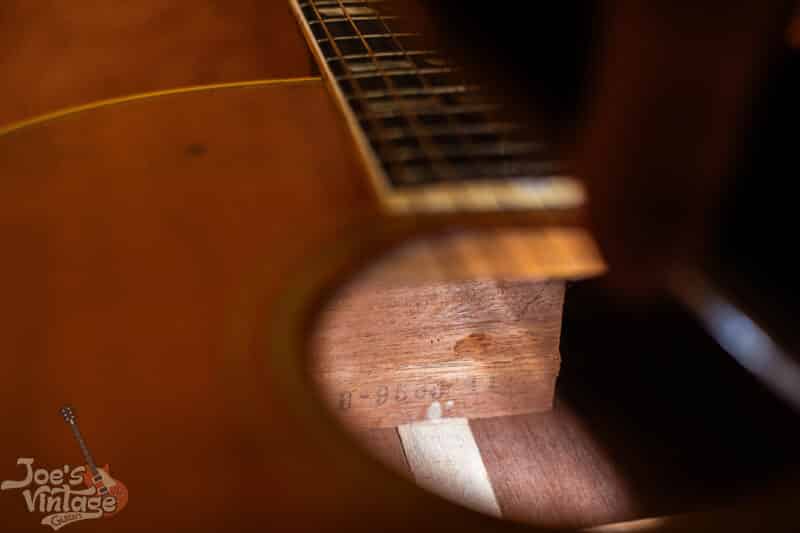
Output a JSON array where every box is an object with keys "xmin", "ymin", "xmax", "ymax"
[{"xmin": 337, "ymin": 375, "xmax": 507, "ymax": 411}]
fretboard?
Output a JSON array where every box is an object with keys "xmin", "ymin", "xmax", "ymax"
[
  {"xmin": 291, "ymin": 0, "xmax": 584, "ymax": 213},
  {"xmin": 68, "ymin": 422, "xmax": 99, "ymax": 476}
]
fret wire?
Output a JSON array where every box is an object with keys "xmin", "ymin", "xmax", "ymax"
[
  {"xmin": 381, "ymin": 141, "xmax": 543, "ymax": 165},
  {"xmin": 308, "ymin": 16, "xmax": 398, "ymax": 25},
  {"xmin": 446, "ymin": 160, "xmax": 565, "ymax": 181},
  {"xmin": 345, "ymin": 61, "xmax": 417, "ymax": 73},
  {"xmin": 307, "ymin": 0, "xmax": 395, "ymax": 153},
  {"xmin": 305, "ymin": 0, "xmax": 544, "ymax": 188},
  {"xmin": 350, "ymin": 85, "xmax": 476, "ymax": 99},
  {"xmin": 331, "ymin": 0, "xmax": 447, "ymax": 170},
  {"xmin": 317, "ymin": 4, "xmax": 385, "ymax": 18},
  {"xmin": 371, "ymin": 122, "xmax": 522, "ymax": 142},
  {"xmin": 298, "ymin": 0, "xmax": 566, "ymax": 209},
  {"xmin": 363, "ymin": 103, "xmax": 501, "ymax": 120},
  {"xmin": 376, "ymin": 11, "xmax": 532, "ymax": 183},
  {"xmin": 371, "ymin": 9, "xmax": 483, "ymax": 182},
  {"xmin": 328, "ymin": 50, "xmax": 439, "ymax": 61},
  {"xmin": 302, "ymin": 0, "xmax": 385, "ymax": 6},
  {"xmin": 319, "ymin": 32, "xmax": 419, "ymax": 42},
  {"xmin": 392, "ymin": 159, "xmax": 564, "ymax": 185},
  {"xmin": 333, "ymin": 0, "xmax": 455, "ymax": 177},
  {"xmin": 337, "ymin": 67, "xmax": 455, "ymax": 80}
]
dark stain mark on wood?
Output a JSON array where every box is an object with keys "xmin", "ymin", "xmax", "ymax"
[
  {"xmin": 453, "ymin": 333, "xmax": 495, "ymax": 359},
  {"xmin": 186, "ymin": 143, "xmax": 207, "ymax": 157}
]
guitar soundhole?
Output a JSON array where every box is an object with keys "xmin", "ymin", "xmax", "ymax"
[
  {"xmin": 307, "ymin": 228, "xmax": 630, "ymax": 528},
  {"xmin": 307, "ymin": 223, "xmax": 800, "ymax": 529}
]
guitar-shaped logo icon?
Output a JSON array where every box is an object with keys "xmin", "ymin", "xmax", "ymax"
[{"xmin": 59, "ymin": 406, "xmax": 128, "ymax": 515}]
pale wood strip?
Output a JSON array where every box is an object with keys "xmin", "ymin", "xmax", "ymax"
[
  {"xmin": 398, "ymin": 418, "xmax": 502, "ymax": 518},
  {"xmin": 353, "ymin": 228, "xmax": 606, "ymax": 286}
]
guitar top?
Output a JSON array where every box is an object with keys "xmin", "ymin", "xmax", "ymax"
[{"xmin": 0, "ymin": 2, "xmax": 597, "ymax": 532}]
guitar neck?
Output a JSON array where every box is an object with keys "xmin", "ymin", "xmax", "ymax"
[
  {"xmin": 291, "ymin": 0, "xmax": 584, "ymax": 214},
  {"xmin": 68, "ymin": 422, "xmax": 99, "ymax": 476}
]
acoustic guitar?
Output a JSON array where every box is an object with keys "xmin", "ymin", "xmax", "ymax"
[{"xmin": 0, "ymin": 1, "xmax": 795, "ymax": 532}]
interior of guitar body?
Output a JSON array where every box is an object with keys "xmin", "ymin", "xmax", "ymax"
[{"xmin": 310, "ymin": 229, "xmax": 800, "ymax": 531}]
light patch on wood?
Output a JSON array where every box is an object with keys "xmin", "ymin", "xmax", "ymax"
[
  {"xmin": 426, "ymin": 401, "xmax": 442, "ymax": 420},
  {"xmin": 398, "ymin": 418, "xmax": 501, "ymax": 518},
  {"xmin": 351, "ymin": 229, "xmax": 605, "ymax": 285},
  {"xmin": 586, "ymin": 516, "xmax": 672, "ymax": 532}
]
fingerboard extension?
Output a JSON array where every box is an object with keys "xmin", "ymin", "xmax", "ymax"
[{"xmin": 291, "ymin": 0, "xmax": 585, "ymax": 213}]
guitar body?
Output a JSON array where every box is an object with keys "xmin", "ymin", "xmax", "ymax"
[
  {"xmin": 0, "ymin": 37, "xmax": 795, "ymax": 533},
  {"xmin": 82, "ymin": 465, "xmax": 129, "ymax": 515},
  {"xmin": 0, "ymin": 79, "xmax": 539, "ymax": 531}
]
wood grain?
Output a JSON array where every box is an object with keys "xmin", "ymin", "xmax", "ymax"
[
  {"xmin": 471, "ymin": 408, "xmax": 638, "ymax": 530},
  {"xmin": 0, "ymin": 79, "xmax": 599, "ymax": 533},
  {"xmin": 312, "ymin": 279, "xmax": 564, "ymax": 427},
  {"xmin": 0, "ymin": 0, "xmax": 312, "ymax": 125},
  {"xmin": 0, "ymin": 80, "xmax": 397, "ymax": 532}
]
